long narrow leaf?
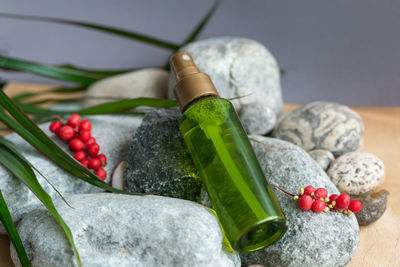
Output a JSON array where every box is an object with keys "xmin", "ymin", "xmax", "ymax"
[
  {"xmin": 56, "ymin": 64, "xmax": 136, "ymax": 77},
  {"xmin": 16, "ymin": 97, "xmax": 177, "ymax": 116},
  {"xmin": 0, "ymin": 90, "xmax": 131, "ymax": 194},
  {"xmin": 0, "ymin": 13, "xmax": 180, "ymax": 51},
  {"xmin": 0, "ymin": 55, "xmax": 100, "ymax": 85},
  {"xmin": 12, "ymin": 86, "xmax": 86, "ymax": 102},
  {"xmin": 181, "ymin": 0, "xmax": 222, "ymax": 45},
  {"xmin": 0, "ymin": 136, "xmax": 71, "ymax": 208},
  {"xmin": 0, "ymin": 190, "xmax": 30, "ymax": 267},
  {"xmin": 0, "ymin": 143, "xmax": 81, "ymax": 266}
]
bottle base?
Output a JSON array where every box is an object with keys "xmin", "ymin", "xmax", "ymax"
[{"xmin": 236, "ymin": 218, "xmax": 287, "ymax": 253}]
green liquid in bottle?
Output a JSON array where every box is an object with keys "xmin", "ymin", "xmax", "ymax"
[{"xmin": 180, "ymin": 97, "xmax": 286, "ymax": 253}]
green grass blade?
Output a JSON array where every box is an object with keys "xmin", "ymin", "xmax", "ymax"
[
  {"xmin": 0, "ymin": 91, "xmax": 131, "ymax": 194},
  {"xmin": 17, "ymin": 97, "xmax": 177, "ymax": 115},
  {"xmin": 12, "ymin": 86, "xmax": 86, "ymax": 102},
  {"xmin": 0, "ymin": 143, "xmax": 81, "ymax": 266},
  {"xmin": 0, "ymin": 55, "xmax": 100, "ymax": 85},
  {"xmin": 55, "ymin": 64, "xmax": 137, "ymax": 77},
  {"xmin": 0, "ymin": 190, "xmax": 30, "ymax": 267},
  {"xmin": 181, "ymin": 0, "xmax": 222, "ymax": 45},
  {"xmin": 0, "ymin": 13, "xmax": 180, "ymax": 51},
  {"xmin": 0, "ymin": 136, "xmax": 72, "ymax": 208}
]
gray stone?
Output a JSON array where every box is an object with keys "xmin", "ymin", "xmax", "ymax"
[
  {"xmin": 308, "ymin": 149, "xmax": 335, "ymax": 170},
  {"xmin": 0, "ymin": 115, "xmax": 143, "ymax": 234},
  {"xmin": 240, "ymin": 136, "xmax": 359, "ymax": 267},
  {"xmin": 124, "ymin": 108, "xmax": 204, "ymax": 202},
  {"xmin": 273, "ymin": 101, "xmax": 364, "ymax": 157},
  {"xmin": 123, "ymin": 109, "xmax": 359, "ymax": 266},
  {"xmin": 84, "ymin": 68, "xmax": 169, "ymax": 107},
  {"xmin": 327, "ymin": 152, "xmax": 385, "ymax": 195},
  {"xmin": 10, "ymin": 193, "xmax": 240, "ymax": 267},
  {"xmin": 168, "ymin": 37, "xmax": 283, "ymax": 135},
  {"xmin": 351, "ymin": 189, "xmax": 389, "ymax": 226}
]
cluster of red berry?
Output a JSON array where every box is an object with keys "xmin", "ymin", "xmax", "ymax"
[
  {"xmin": 49, "ymin": 114, "xmax": 107, "ymax": 180},
  {"xmin": 272, "ymin": 184, "xmax": 362, "ymax": 215}
]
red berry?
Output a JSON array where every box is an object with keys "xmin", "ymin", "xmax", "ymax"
[
  {"xmin": 312, "ymin": 199, "xmax": 326, "ymax": 213},
  {"xmin": 88, "ymin": 158, "xmax": 101, "ymax": 170},
  {"xmin": 80, "ymin": 158, "xmax": 89, "ymax": 168},
  {"xmin": 298, "ymin": 195, "xmax": 313, "ymax": 211},
  {"xmin": 59, "ymin": 125, "xmax": 76, "ymax": 141},
  {"xmin": 95, "ymin": 168, "xmax": 107, "ymax": 180},
  {"xmin": 79, "ymin": 120, "xmax": 92, "ymax": 131},
  {"xmin": 329, "ymin": 194, "xmax": 339, "ymax": 203},
  {"xmin": 336, "ymin": 193, "xmax": 351, "ymax": 209},
  {"xmin": 74, "ymin": 150, "xmax": 86, "ymax": 161},
  {"xmin": 78, "ymin": 130, "xmax": 91, "ymax": 142},
  {"xmin": 348, "ymin": 200, "xmax": 362, "ymax": 213},
  {"xmin": 69, "ymin": 138, "xmax": 85, "ymax": 152},
  {"xmin": 97, "ymin": 154, "xmax": 107, "ymax": 166},
  {"xmin": 85, "ymin": 137, "xmax": 96, "ymax": 146},
  {"xmin": 67, "ymin": 114, "xmax": 81, "ymax": 128},
  {"xmin": 314, "ymin": 188, "xmax": 328, "ymax": 199},
  {"xmin": 87, "ymin": 143, "xmax": 100, "ymax": 157},
  {"xmin": 304, "ymin": 185, "xmax": 315, "ymax": 195},
  {"xmin": 49, "ymin": 121, "xmax": 62, "ymax": 133}
]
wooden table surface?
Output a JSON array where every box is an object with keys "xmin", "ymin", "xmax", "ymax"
[{"xmin": 0, "ymin": 83, "xmax": 399, "ymax": 266}]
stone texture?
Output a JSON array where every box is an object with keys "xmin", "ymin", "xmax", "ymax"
[
  {"xmin": 10, "ymin": 193, "xmax": 240, "ymax": 267},
  {"xmin": 327, "ymin": 152, "xmax": 385, "ymax": 195},
  {"xmin": 0, "ymin": 115, "xmax": 143, "ymax": 234},
  {"xmin": 351, "ymin": 189, "xmax": 389, "ymax": 226},
  {"xmin": 308, "ymin": 149, "xmax": 335, "ymax": 171},
  {"xmin": 124, "ymin": 108, "xmax": 204, "ymax": 202},
  {"xmin": 112, "ymin": 161, "xmax": 126, "ymax": 190},
  {"xmin": 240, "ymin": 136, "xmax": 359, "ymax": 267},
  {"xmin": 168, "ymin": 37, "xmax": 283, "ymax": 135},
  {"xmin": 273, "ymin": 101, "xmax": 364, "ymax": 157},
  {"xmin": 123, "ymin": 109, "xmax": 359, "ymax": 266},
  {"xmin": 84, "ymin": 68, "xmax": 169, "ymax": 107}
]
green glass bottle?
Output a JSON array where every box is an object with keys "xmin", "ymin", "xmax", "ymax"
[{"xmin": 170, "ymin": 52, "xmax": 286, "ymax": 253}]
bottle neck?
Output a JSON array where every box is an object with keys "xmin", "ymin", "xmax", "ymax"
[{"xmin": 182, "ymin": 94, "xmax": 218, "ymax": 113}]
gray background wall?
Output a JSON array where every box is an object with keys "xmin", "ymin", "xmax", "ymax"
[{"xmin": 0, "ymin": 0, "xmax": 399, "ymax": 106}]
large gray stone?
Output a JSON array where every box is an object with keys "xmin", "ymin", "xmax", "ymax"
[
  {"xmin": 123, "ymin": 109, "xmax": 359, "ymax": 266},
  {"xmin": 241, "ymin": 136, "xmax": 359, "ymax": 267},
  {"xmin": 273, "ymin": 101, "xmax": 364, "ymax": 157},
  {"xmin": 10, "ymin": 193, "xmax": 240, "ymax": 267},
  {"xmin": 84, "ymin": 68, "xmax": 169, "ymax": 107},
  {"xmin": 168, "ymin": 37, "xmax": 283, "ymax": 135},
  {"xmin": 124, "ymin": 108, "xmax": 203, "ymax": 202},
  {"xmin": 0, "ymin": 115, "xmax": 143, "ymax": 234}
]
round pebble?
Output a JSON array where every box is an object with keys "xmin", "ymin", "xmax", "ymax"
[
  {"xmin": 351, "ymin": 189, "xmax": 389, "ymax": 226},
  {"xmin": 112, "ymin": 161, "xmax": 126, "ymax": 190},
  {"xmin": 273, "ymin": 101, "xmax": 364, "ymax": 156},
  {"xmin": 308, "ymin": 149, "xmax": 335, "ymax": 170},
  {"xmin": 327, "ymin": 152, "xmax": 385, "ymax": 195}
]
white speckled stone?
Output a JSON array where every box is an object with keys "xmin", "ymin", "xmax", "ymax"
[
  {"xmin": 84, "ymin": 68, "xmax": 169, "ymax": 107},
  {"xmin": 0, "ymin": 115, "xmax": 142, "ymax": 234},
  {"xmin": 168, "ymin": 37, "xmax": 283, "ymax": 135},
  {"xmin": 308, "ymin": 149, "xmax": 335, "ymax": 171},
  {"xmin": 327, "ymin": 152, "xmax": 385, "ymax": 195},
  {"xmin": 10, "ymin": 193, "xmax": 240, "ymax": 267},
  {"xmin": 273, "ymin": 102, "xmax": 364, "ymax": 156}
]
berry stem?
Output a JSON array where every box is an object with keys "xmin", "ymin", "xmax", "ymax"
[{"xmin": 270, "ymin": 184, "xmax": 295, "ymax": 197}]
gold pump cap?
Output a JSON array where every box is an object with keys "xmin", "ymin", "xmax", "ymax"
[{"xmin": 170, "ymin": 51, "xmax": 219, "ymax": 112}]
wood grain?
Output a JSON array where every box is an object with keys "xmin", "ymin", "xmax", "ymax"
[{"xmin": 0, "ymin": 83, "xmax": 399, "ymax": 266}]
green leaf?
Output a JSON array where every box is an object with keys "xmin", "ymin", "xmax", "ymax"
[
  {"xmin": 0, "ymin": 13, "xmax": 180, "ymax": 51},
  {"xmin": 0, "ymin": 55, "xmax": 100, "ymax": 85},
  {"xmin": 181, "ymin": 0, "xmax": 222, "ymax": 45},
  {"xmin": 56, "ymin": 64, "xmax": 137, "ymax": 77},
  {"xmin": 0, "ymin": 90, "xmax": 133, "ymax": 194},
  {"xmin": 0, "ymin": 142, "xmax": 81, "ymax": 266},
  {"xmin": 0, "ymin": 136, "xmax": 72, "ymax": 208},
  {"xmin": 12, "ymin": 86, "xmax": 86, "ymax": 102},
  {"xmin": 17, "ymin": 97, "xmax": 177, "ymax": 115},
  {"xmin": 0, "ymin": 190, "xmax": 30, "ymax": 267}
]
